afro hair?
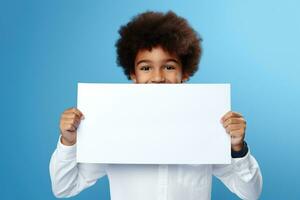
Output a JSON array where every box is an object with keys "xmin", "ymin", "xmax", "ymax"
[{"xmin": 115, "ymin": 10, "xmax": 203, "ymax": 80}]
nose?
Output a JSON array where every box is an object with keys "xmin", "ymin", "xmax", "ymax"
[{"xmin": 151, "ymin": 69, "xmax": 165, "ymax": 83}]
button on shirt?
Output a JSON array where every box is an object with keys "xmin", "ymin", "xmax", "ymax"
[{"xmin": 49, "ymin": 137, "xmax": 262, "ymax": 200}]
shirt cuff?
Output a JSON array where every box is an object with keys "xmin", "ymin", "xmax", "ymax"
[
  {"xmin": 231, "ymin": 148, "xmax": 254, "ymax": 174},
  {"xmin": 56, "ymin": 135, "xmax": 77, "ymax": 160},
  {"xmin": 231, "ymin": 141, "xmax": 248, "ymax": 158}
]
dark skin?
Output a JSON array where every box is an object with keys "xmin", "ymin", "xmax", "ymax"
[{"xmin": 60, "ymin": 46, "xmax": 246, "ymax": 151}]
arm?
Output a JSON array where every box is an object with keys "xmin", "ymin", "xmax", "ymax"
[
  {"xmin": 213, "ymin": 143, "xmax": 263, "ymax": 200},
  {"xmin": 49, "ymin": 107, "xmax": 107, "ymax": 198},
  {"xmin": 216, "ymin": 111, "xmax": 263, "ymax": 199},
  {"xmin": 49, "ymin": 136, "xmax": 107, "ymax": 198}
]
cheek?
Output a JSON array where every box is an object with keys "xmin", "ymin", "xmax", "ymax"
[
  {"xmin": 135, "ymin": 71, "xmax": 150, "ymax": 83},
  {"xmin": 167, "ymin": 71, "xmax": 183, "ymax": 83},
  {"xmin": 176, "ymin": 72, "xmax": 183, "ymax": 82}
]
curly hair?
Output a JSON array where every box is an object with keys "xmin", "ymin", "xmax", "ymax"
[{"xmin": 115, "ymin": 10, "xmax": 202, "ymax": 80}]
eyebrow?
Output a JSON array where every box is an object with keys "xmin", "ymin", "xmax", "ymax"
[{"xmin": 136, "ymin": 58, "xmax": 179, "ymax": 66}]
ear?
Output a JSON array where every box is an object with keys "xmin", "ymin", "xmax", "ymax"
[{"xmin": 130, "ymin": 72, "xmax": 137, "ymax": 83}]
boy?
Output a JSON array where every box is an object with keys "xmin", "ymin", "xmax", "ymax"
[{"xmin": 50, "ymin": 11, "xmax": 262, "ymax": 200}]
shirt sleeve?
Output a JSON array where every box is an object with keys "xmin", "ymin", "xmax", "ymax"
[
  {"xmin": 212, "ymin": 145, "xmax": 263, "ymax": 200},
  {"xmin": 49, "ymin": 136, "xmax": 107, "ymax": 198}
]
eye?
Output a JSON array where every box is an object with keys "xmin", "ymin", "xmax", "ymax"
[
  {"xmin": 140, "ymin": 66, "xmax": 151, "ymax": 71},
  {"xmin": 164, "ymin": 65, "xmax": 176, "ymax": 70}
]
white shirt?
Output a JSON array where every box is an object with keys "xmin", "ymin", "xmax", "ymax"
[{"xmin": 49, "ymin": 137, "xmax": 262, "ymax": 200}]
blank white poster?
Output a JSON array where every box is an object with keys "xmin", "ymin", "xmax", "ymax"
[{"xmin": 77, "ymin": 83, "xmax": 231, "ymax": 164}]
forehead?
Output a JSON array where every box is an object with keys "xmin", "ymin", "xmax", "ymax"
[{"xmin": 135, "ymin": 46, "xmax": 179, "ymax": 64}]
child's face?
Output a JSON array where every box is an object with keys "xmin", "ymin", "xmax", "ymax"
[{"xmin": 130, "ymin": 46, "xmax": 189, "ymax": 83}]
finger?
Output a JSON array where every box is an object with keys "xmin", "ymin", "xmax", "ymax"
[
  {"xmin": 64, "ymin": 108, "xmax": 84, "ymax": 119},
  {"xmin": 62, "ymin": 114, "xmax": 81, "ymax": 123},
  {"xmin": 229, "ymin": 130, "xmax": 245, "ymax": 138},
  {"xmin": 223, "ymin": 117, "xmax": 246, "ymax": 128},
  {"xmin": 71, "ymin": 108, "xmax": 84, "ymax": 118},
  {"xmin": 221, "ymin": 111, "xmax": 243, "ymax": 123},
  {"xmin": 62, "ymin": 112, "xmax": 83, "ymax": 121},
  {"xmin": 62, "ymin": 123, "xmax": 77, "ymax": 132},
  {"xmin": 64, "ymin": 107, "xmax": 77, "ymax": 114},
  {"xmin": 225, "ymin": 124, "xmax": 245, "ymax": 133},
  {"xmin": 62, "ymin": 118, "xmax": 80, "ymax": 128}
]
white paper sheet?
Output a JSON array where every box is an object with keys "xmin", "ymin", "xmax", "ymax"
[{"xmin": 77, "ymin": 83, "xmax": 231, "ymax": 164}]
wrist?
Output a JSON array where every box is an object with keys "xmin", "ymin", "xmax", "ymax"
[
  {"xmin": 232, "ymin": 142, "xmax": 244, "ymax": 152},
  {"xmin": 231, "ymin": 141, "xmax": 248, "ymax": 158},
  {"xmin": 61, "ymin": 136, "xmax": 76, "ymax": 146}
]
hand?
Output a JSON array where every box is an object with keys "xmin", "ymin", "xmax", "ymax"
[
  {"xmin": 221, "ymin": 111, "xmax": 246, "ymax": 151},
  {"xmin": 59, "ymin": 107, "xmax": 84, "ymax": 146}
]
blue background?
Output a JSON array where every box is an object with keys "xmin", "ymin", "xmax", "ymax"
[{"xmin": 1, "ymin": 0, "xmax": 299, "ymax": 199}]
